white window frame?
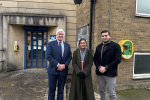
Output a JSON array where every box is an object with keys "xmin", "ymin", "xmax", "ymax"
[
  {"xmin": 133, "ymin": 52, "xmax": 150, "ymax": 79},
  {"xmin": 135, "ymin": 0, "xmax": 150, "ymax": 17}
]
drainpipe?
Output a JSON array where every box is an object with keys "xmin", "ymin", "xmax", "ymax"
[
  {"xmin": 89, "ymin": 0, "xmax": 95, "ymax": 49},
  {"xmin": 0, "ymin": 49, "xmax": 4, "ymax": 63},
  {"xmin": 0, "ymin": 49, "xmax": 4, "ymax": 51},
  {"xmin": 109, "ymin": 0, "xmax": 112, "ymax": 31}
]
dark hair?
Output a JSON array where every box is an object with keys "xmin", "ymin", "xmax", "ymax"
[
  {"xmin": 79, "ymin": 38, "xmax": 87, "ymax": 45},
  {"xmin": 101, "ymin": 30, "xmax": 110, "ymax": 35}
]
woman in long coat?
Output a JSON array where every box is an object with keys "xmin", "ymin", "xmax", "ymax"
[{"xmin": 69, "ymin": 38, "xmax": 95, "ymax": 100}]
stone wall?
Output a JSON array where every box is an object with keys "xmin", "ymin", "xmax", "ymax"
[
  {"xmin": 0, "ymin": 0, "xmax": 77, "ymax": 53},
  {"xmin": 0, "ymin": 0, "xmax": 77, "ymax": 71},
  {"xmin": 0, "ymin": 14, "xmax": 66, "ymax": 72}
]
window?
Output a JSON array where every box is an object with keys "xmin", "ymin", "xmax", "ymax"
[
  {"xmin": 133, "ymin": 52, "xmax": 150, "ymax": 79},
  {"xmin": 136, "ymin": 0, "xmax": 150, "ymax": 17}
]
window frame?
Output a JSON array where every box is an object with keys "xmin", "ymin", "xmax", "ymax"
[
  {"xmin": 133, "ymin": 52, "xmax": 150, "ymax": 79},
  {"xmin": 135, "ymin": 0, "xmax": 150, "ymax": 17}
]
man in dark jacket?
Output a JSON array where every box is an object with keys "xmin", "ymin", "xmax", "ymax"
[{"xmin": 94, "ymin": 30, "xmax": 121, "ymax": 100}]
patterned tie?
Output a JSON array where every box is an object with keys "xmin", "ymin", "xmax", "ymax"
[
  {"xmin": 59, "ymin": 42, "xmax": 62, "ymax": 56},
  {"xmin": 101, "ymin": 45, "xmax": 106, "ymax": 62}
]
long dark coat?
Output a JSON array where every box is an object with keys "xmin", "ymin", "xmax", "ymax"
[{"xmin": 69, "ymin": 48, "xmax": 95, "ymax": 100}]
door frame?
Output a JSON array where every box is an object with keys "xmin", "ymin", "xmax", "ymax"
[{"xmin": 24, "ymin": 26, "xmax": 48, "ymax": 69}]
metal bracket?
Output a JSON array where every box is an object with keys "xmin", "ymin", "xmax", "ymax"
[
  {"xmin": 90, "ymin": 0, "xmax": 97, "ymax": 3},
  {"xmin": 0, "ymin": 60, "xmax": 5, "ymax": 63},
  {"xmin": 0, "ymin": 49, "xmax": 4, "ymax": 51}
]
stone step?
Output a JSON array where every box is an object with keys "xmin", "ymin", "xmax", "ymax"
[{"xmin": 94, "ymin": 92, "xmax": 101, "ymax": 99}]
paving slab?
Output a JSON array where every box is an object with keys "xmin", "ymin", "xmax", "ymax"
[
  {"xmin": 0, "ymin": 69, "xmax": 100, "ymax": 100},
  {"xmin": 0, "ymin": 69, "xmax": 48, "ymax": 100}
]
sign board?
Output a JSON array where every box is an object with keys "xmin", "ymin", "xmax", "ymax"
[
  {"xmin": 50, "ymin": 35, "xmax": 56, "ymax": 42},
  {"xmin": 76, "ymin": 25, "xmax": 89, "ymax": 48}
]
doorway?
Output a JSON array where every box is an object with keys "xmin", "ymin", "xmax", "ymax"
[{"xmin": 24, "ymin": 26, "xmax": 48, "ymax": 69}]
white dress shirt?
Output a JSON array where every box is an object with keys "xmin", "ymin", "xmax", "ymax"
[
  {"xmin": 57, "ymin": 40, "xmax": 64, "ymax": 57},
  {"xmin": 57, "ymin": 40, "xmax": 64, "ymax": 67}
]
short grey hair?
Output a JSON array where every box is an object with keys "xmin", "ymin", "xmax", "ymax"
[{"xmin": 56, "ymin": 29, "xmax": 65, "ymax": 35}]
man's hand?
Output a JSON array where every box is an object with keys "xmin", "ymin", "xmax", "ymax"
[
  {"xmin": 99, "ymin": 66, "xmax": 106, "ymax": 73},
  {"xmin": 57, "ymin": 64, "xmax": 65, "ymax": 71},
  {"xmin": 62, "ymin": 64, "xmax": 65, "ymax": 70}
]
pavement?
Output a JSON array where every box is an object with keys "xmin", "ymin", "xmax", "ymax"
[
  {"xmin": 0, "ymin": 69, "xmax": 48, "ymax": 100},
  {"xmin": 0, "ymin": 69, "xmax": 100, "ymax": 100}
]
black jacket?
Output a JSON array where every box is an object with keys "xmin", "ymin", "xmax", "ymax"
[{"xmin": 94, "ymin": 41, "xmax": 121, "ymax": 76}]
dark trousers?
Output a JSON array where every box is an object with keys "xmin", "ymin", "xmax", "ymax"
[{"xmin": 48, "ymin": 74, "xmax": 66, "ymax": 100}]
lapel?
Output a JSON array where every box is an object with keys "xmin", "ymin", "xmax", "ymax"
[
  {"xmin": 77, "ymin": 48, "xmax": 81, "ymax": 66},
  {"xmin": 62, "ymin": 42, "xmax": 66, "ymax": 59},
  {"xmin": 103, "ymin": 41, "xmax": 114, "ymax": 54},
  {"xmin": 54, "ymin": 40, "xmax": 62, "ymax": 57},
  {"xmin": 98, "ymin": 44, "xmax": 103, "ymax": 55}
]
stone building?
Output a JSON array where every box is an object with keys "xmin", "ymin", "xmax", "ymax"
[
  {"xmin": 0, "ymin": 0, "xmax": 76, "ymax": 72},
  {"xmin": 76, "ymin": 0, "xmax": 150, "ymax": 91},
  {"xmin": 1, "ymin": 0, "xmax": 150, "ymax": 93}
]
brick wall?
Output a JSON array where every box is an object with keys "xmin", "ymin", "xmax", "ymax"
[{"xmin": 77, "ymin": 0, "xmax": 150, "ymax": 91}]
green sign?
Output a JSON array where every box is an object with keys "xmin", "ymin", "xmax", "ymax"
[{"xmin": 123, "ymin": 41, "xmax": 132, "ymax": 56}]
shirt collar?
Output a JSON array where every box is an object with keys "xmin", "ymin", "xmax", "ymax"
[
  {"xmin": 57, "ymin": 40, "xmax": 63, "ymax": 43},
  {"xmin": 79, "ymin": 47, "xmax": 87, "ymax": 53}
]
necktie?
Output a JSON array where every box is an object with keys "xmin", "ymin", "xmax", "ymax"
[
  {"xmin": 101, "ymin": 45, "xmax": 106, "ymax": 62},
  {"xmin": 59, "ymin": 42, "xmax": 62, "ymax": 56}
]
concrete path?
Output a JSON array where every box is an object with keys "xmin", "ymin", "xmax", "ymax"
[
  {"xmin": 0, "ymin": 69, "xmax": 100, "ymax": 100},
  {"xmin": 0, "ymin": 69, "xmax": 48, "ymax": 100}
]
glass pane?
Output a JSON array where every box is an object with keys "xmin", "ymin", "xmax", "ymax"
[
  {"xmin": 134, "ymin": 55, "xmax": 150, "ymax": 74},
  {"xmin": 33, "ymin": 32, "xmax": 37, "ymax": 67},
  {"xmin": 38, "ymin": 40, "xmax": 42, "ymax": 45},
  {"xmin": 37, "ymin": 32, "xmax": 42, "ymax": 67},
  {"xmin": 27, "ymin": 31, "xmax": 31, "ymax": 67},
  {"xmin": 26, "ymin": 31, "xmax": 47, "ymax": 68},
  {"xmin": 43, "ymin": 32, "xmax": 47, "ymax": 67},
  {"xmin": 136, "ymin": 0, "xmax": 150, "ymax": 15}
]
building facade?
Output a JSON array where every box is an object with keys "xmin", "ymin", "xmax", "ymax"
[
  {"xmin": 0, "ymin": 0, "xmax": 76, "ymax": 72},
  {"xmin": 76, "ymin": 0, "xmax": 150, "ymax": 91},
  {"xmin": 1, "ymin": 0, "xmax": 150, "ymax": 93}
]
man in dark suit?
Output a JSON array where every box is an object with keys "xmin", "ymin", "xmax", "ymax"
[
  {"xmin": 94, "ymin": 30, "xmax": 121, "ymax": 100},
  {"xmin": 47, "ymin": 29, "xmax": 72, "ymax": 100}
]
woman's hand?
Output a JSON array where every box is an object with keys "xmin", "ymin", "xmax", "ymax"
[{"xmin": 77, "ymin": 72, "xmax": 86, "ymax": 79}]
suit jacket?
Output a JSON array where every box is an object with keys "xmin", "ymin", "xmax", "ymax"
[
  {"xmin": 94, "ymin": 41, "xmax": 121, "ymax": 76},
  {"xmin": 46, "ymin": 40, "xmax": 72, "ymax": 76}
]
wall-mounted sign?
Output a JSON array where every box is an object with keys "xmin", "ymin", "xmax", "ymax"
[
  {"xmin": 14, "ymin": 41, "xmax": 17, "ymax": 45},
  {"xmin": 118, "ymin": 40, "xmax": 134, "ymax": 59},
  {"xmin": 76, "ymin": 25, "xmax": 89, "ymax": 48},
  {"xmin": 38, "ymin": 40, "xmax": 42, "ymax": 45},
  {"xmin": 50, "ymin": 35, "xmax": 56, "ymax": 42},
  {"xmin": 33, "ymin": 41, "xmax": 36, "ymax": 45}
]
